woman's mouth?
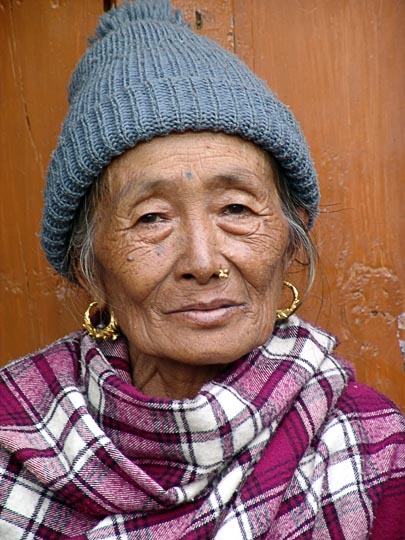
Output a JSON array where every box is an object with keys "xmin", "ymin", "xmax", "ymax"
[{"xmin": 167, "ymin": 301, "xmax": 244, "ymax": 327}]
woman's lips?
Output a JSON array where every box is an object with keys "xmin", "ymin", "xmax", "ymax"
[{"xmin": 167, "ymin": 301, "xmax": 244, "ymax": 327}]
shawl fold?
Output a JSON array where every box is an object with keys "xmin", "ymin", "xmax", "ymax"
[{"xmin": 0, "ymin": 315, "xmax": 404, "ymax": 539}]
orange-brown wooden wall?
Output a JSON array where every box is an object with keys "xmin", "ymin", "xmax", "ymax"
[{"xmin": 1, "ymin": 0, "xmax": 404, "ymax": 411}]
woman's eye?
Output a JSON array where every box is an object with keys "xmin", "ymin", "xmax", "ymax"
[
  {"xmin": 224, "ymin": 204, "xmax": 249, "ymax": 215},
  {"xmin": 138, "ymin": 213, "xmax": 162, "ymax": 224}
]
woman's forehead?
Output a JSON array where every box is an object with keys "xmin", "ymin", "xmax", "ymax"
[{"xmin": 104, "ymin": 131, "xmax": 276, "ymax": 193}]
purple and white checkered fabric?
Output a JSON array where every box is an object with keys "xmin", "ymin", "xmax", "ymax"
[{"xmin": 1, "ymin": 316, "xmax": 404, "ymax": 539}]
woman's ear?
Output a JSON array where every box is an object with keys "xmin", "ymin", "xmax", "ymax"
[
  {"xmin": 282, "ymin": 207, "xmax": 310, "ymax": 272},
  {"xmin": 283, "ymin": 240, "xmax": 297, "ymax": 273},
  {"xmin": 73, "ymin": 263, "xmax": 106, "ymax": 305},
  {"xmin": 298, "ymin": 207, "xmax": 310, "ymax": 229},
  {"xmin": 75, "ymin": 271, "xmax": 89, "ymax": 293}
]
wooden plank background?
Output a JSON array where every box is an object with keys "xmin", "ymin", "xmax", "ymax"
[{"xmin": 1, "ymin": 0, "xmax": 404, "ymax": 411}]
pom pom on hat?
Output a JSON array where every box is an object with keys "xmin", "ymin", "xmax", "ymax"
[
  {"xmin": 41, "ymin": 0, "xmax": 320, "ymax": 280},
  {"xmin": 93, "ymin": 0, "xmax": 186, "ymax": 41}
]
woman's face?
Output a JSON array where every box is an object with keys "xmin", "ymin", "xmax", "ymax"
[{"xmin": 92, "ymin": 132, "xmax": 290, "ymax": 367}]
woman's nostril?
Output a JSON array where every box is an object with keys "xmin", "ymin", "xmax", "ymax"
[{"xmin": 183, "ymin": 274, "xmax": 193, "ymax": 280}]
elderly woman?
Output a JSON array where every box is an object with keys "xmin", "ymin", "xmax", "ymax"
[{"xmin": 1, "ymin": 1, "xmax": 404, "ymax": 539}]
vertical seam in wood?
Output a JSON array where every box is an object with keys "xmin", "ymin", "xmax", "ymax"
[{"xmin": 230, "ymin": 0, "xmax": 236, "ymax": 53}]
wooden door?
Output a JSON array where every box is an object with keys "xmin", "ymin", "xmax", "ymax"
[{"xmin": 1, "ymin": 0, "xmax": 404, "ymax": 411}]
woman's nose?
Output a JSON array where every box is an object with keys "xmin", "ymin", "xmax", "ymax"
[{"xmin": 176, "ymin": 217, "xmax": 221, "ymax": 284}]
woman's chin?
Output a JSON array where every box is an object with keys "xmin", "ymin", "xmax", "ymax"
[{"xmin": 129, "ymin": 322, "xmax": 270, "ymax": 368}]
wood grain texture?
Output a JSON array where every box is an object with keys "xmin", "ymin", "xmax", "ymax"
[
  {"xmin": 1, "ymin": 0, "xmax": 404, "ymax": 410},
  {"xmin": 0, "ymin": 0, "xmax": 103, "ymax": 360},
  {"xmin": 233, "ymin": 0, "xmax": 405, "ymax": 409}
]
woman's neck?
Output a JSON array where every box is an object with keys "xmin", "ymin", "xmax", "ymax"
[{"xmin": 129, "ymin": 350, "xmax": 227, "ymax": 399}]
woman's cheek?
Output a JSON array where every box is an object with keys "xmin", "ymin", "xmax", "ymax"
[
  {"xmin": 95, "ymin": 230, "xmax": 171, "ymax": 303},
  {"xmin": 231, "ymin": 217, "xmax": 289, "ymax": 262}
]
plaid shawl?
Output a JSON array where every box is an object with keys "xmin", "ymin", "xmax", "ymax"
[{"xmin": 0, "ymin": 316, "xmax": 404, "ymax": 539}]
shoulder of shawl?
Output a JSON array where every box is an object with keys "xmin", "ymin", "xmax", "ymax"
[{"xmin": 0, "ymin": 332, "xmax": 83, "ymax": 425}]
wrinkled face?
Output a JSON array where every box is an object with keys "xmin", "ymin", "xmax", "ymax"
[{"xmin": 92, "ymin": 132, "xmax": 291, "ymax": 366}]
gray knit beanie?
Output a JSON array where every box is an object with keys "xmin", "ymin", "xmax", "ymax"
[{"xmin": 41, "ymin": 0, "xmax": 319, "ymax": 280}]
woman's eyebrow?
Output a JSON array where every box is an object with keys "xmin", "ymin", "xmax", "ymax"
[
  {"xmin": 210, "ymin": 168, "xmax": 271, "ymax": 190},
  {"xmin": 212, "ymin": 171, "xmax": 257, "ymax": 185},
  {"xmin": 113, "ymin": 175, "xmax": 166, "ymax": 204}
]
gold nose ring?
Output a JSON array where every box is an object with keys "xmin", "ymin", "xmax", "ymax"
[{"xmin": 217, "ymin": 267, "xmax": 229, "ymax": 280}]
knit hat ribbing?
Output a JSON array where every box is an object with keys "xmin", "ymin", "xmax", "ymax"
[{"xmin": 41, "ymin": 0, "xmax": 319, "ymax": 280}]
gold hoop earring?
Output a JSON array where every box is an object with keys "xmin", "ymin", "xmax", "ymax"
[
  {"xmin": 83, "ymin": 301, "xmax": 120, "ymax": 341},
  {"xmin": 276, "ymin": 281, "xmax": 300, "ymax": 321},
  {"xmin": 217, "ymin": 267, "xmax": 229, "ymax": 280}
]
